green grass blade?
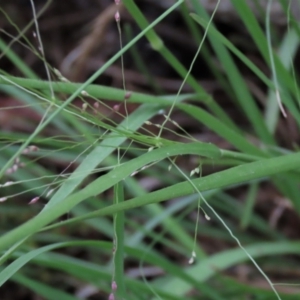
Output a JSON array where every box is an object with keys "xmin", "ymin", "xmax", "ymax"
[
  {"xmin": 190, "ymin": 4, "xmax": 274, "ymax": 144},
  {"xmin": 113, "ymin": 181, "xmax": 126, "ymax": 299},
  {"xmin": 42, "ymin": 150, "xmax": 300, "ymax": 234}
]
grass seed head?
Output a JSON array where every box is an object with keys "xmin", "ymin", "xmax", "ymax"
[
  {"xmin": 111, "ymin": 281, "xmax": 117, "ymax": 291},
  {"xmin": 115, "ymin": 11, "xmax": 120, "ymax": 22},
  {"xmin": 108, "ymin": 293, "xmax": 114, "ymax": 300}
]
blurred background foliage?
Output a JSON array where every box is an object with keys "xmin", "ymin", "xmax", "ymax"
[{"xmin": 1, "ymin": 0, "xmax": 300, "ymax": 299}]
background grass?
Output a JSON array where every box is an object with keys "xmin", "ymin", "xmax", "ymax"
[{"xmin": 0, "ymin": 0, "xmax": 300, "ymax": 299}]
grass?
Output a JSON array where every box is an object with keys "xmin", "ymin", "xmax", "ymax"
[{"xmin": 0, "ymin": 0, "xmax": 300, "ymax": 299}]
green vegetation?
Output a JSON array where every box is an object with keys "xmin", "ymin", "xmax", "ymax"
[{"xmin": 0, "ymin": 0, "xmax": 300, "ymax": 299}]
